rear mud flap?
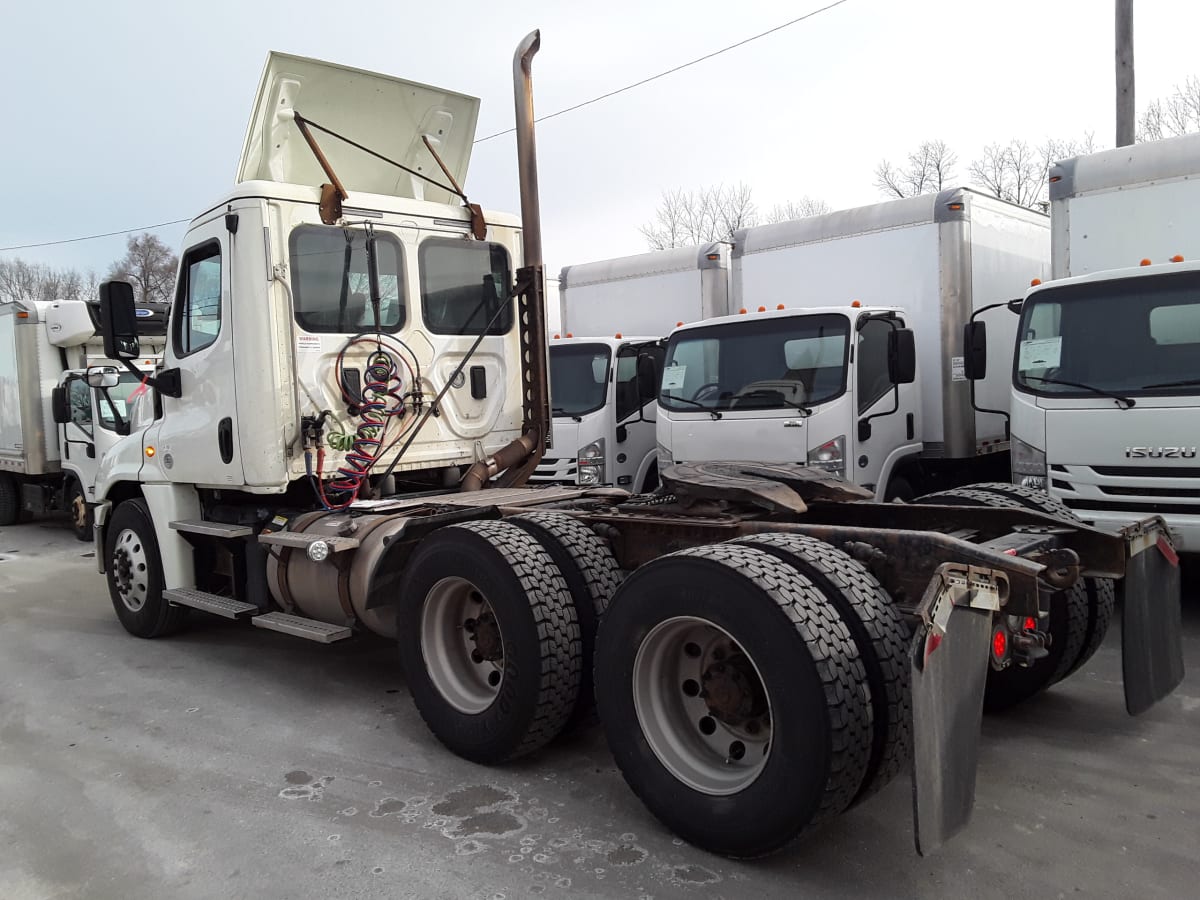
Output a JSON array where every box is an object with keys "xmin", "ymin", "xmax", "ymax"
[
  {"xmin": 1120, "ymin": 536, "xmax": 1184, "ymax": 715},
  {"xmin": 910, "ymin": 602, "xmax": 992, "ymax": 856}
]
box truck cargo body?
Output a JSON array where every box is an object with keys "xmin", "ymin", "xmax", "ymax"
[
  {"xmin": 1004, "ymin": 133, "xmax": 1200, "ymax": 551},
  {"xmin": 659, "ymin": 189, "xmax": 1049, "ymax": 499}
]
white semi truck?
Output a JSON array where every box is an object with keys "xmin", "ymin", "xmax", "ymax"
[
  {"xmin": 973, "ymin": 133, "xmax": 1200, "ymax": 552},
  {"xmin": 88, "ymin": 35, "xmax": 1182, "ymax": 862},
  {"xmin": 532, "ymin": 245, "xmax": 726, "ymax": 492},
  {"xmin": 658, "ymin": 189, "xmax": 1049, "ymax": 501},
  {"xmin": 0, "ymin": 298, "xmax": 164, "ymax": 537}
]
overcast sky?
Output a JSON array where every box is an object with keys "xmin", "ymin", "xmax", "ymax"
[{"xmin": 3, "ymin": 0, "xmax": 1197, "ymax": 285}]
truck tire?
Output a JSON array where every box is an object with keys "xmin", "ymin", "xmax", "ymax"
[
  {"xmin": 0, "ymin": 473, "xmax": 18, "ymax": 526},
  {"xmin": 68, "ymin": 480, "xmax": 94, "ymax": 542},
  {"xmin": 731, "ymin": 533, "xmax": 910, "ymax": 802},
  {"xmin": 397, "ymin": 520, "xmax": 582, "ymax": 764},
  {"xmin": 918, "ymin": 485, "xmax": 1083, "ymax": 710},
  {"xmin": 510, "ymin": 512, "xmax": 623, "ymax": 727},
  {"xmin": 950, "ymin": 482, "xmax": 1115, "ymax": 678},
  {"xmin": 594, "ymin": 543, "xmax": 871, "ymax": 858},
  {"xmin": 105, "ymin": 499, "xmax": 190, "ymax": 638}
]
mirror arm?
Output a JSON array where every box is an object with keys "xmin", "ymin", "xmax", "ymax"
[{"xmin": 113, "ymin": 358, "xmax": 182, "ymax": 400}]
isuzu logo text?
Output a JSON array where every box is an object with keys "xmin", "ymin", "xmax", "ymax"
[{"xmin": 1124, "ymin": 446, "xmax": 1197, "ymax": 458}]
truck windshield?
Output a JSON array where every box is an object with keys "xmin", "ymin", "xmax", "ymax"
[
  {"xmin": 1014, "ymin": 271, "xmax": 1200, "ymax": 399},
  {"xmin": 660, "ymin": 314, "xmax": 850, "ymax": 413},
  {"xmin": 97, "ymin": 372, "xmax": 150, "ymax": 432},
  {"xmin": 549, "ymin": 343, "xmax": 611, "ymax": 417}
]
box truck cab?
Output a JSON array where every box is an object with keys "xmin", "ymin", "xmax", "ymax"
[
  {"xmin": 533, "ymin": 335, "xmax": 663, "ymax": 492},
  {"xmin": 657, "ymin": 304, "xmax": 918, "ymax": 496},
  {"xmin": 1000, "ymin": 133, "xmax": 1200, "ymax": 551}
]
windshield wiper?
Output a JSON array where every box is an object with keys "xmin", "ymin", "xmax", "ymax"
[
  {"xmin": 1023, "ymin": 375, "xmax": 1136, "ymax": 408},
  {"xmin": 663, "ymin": 395, "xmax": 722, "ymax": 420},
  {"xmin": 551, "ymin": 406, "xmax": 583, "ymax": 423},
  {"xmin": 736, "ymin": 389, "xmax": 813, "ymax": 416},
  {"xmin": 1139, "ymin": 377, "xmax": 1200, "ymax": 390}
]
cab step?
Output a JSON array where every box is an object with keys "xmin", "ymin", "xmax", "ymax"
[
  {"xmin": 252, "ymin": 611, "xmax": 352, "ymax": 643},
  {"xmin": 169, "ymin": 520, "xmax": 254, "ymax": 538},
  {"xmin": 164, "ymin": 588, "xmax": 258, "ymax": 619},
  {"xmin": 257, "ymin": 531, "xmax": 360, "ymax": 553}
]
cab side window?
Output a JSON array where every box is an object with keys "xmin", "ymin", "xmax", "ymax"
[
  {"xmin": 857, "ymin": 318, "xmax": 897, "ymax": 414},
  {"xmin": 68, "ymin": 377, "xmax": 92, "ymax": 430},
  {"xmin": 174, "ymin": 242, "xmax": 222, "ymax": 356}
]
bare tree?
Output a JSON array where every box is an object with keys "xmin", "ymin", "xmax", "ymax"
[
  {"xmin": 874, "ymin": 140, "xmax": 958, "ymax": 198},
  {"xmin": 1138, "ymin": 75, "xmax": 1200, "ymax": 141},
  {"xmin": 969, "ymin": 134, "xmax": 1098, "ymax": 211},
  {"xmin": 107, "ymin": 233, "xmax": 178, "ymax": 306},
  {"xmin": 763, "ymin": 197, "xmax": 832, "ymax": 223},
  {"xmin": 640, "ymin": 182, "xmax": 759, "ymax": 249},
  {"xmin": 0, "ymin": 258, "xmax": 94, "ymax": 305}
]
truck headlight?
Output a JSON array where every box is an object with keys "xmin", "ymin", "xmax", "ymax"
[
  {"xmin": 1011, "ymin": 436, "xmax": 1047, "ymax": 490},
  {"xmin": 577, "ymin": 438, "xmax": 605, "ymax": 486},
  {"xmin": 807, "ymin": 435, "xmax": 846, "ymax": 478}
]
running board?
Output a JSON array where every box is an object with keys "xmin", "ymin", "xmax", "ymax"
[
  {"xmin": 169, "ymin": 520, "xmax": 254, "ymax": 538},
  {"xmin": 164, "ymin": 588, "xmax": 258, "ymax": 619},
  {"xmin": 252, "ymin": 612, "xmax": 352, "ymax": 643}
]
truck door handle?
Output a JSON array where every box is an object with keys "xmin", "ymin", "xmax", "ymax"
[{"xmin": 218, "ymin": 417, "xmax": 234, "ymax": 464}]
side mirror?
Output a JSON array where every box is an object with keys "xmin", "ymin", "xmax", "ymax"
[
  {"xmin": 962, "ymin": 321, "xmax": 987, "ymax": 380},
  {"xmin": 51, "ymin": 386, "xmax": 69, "ymax": 424},
  {"xmin": 887, "ymin": 328, "xmax": 917, "ymax": 385},
  {"xmin": 636, "ymin": 353, "xmax": 658, "ymax": 402},
  {"xmin": 99, "ymin": 280, "xmax": 140, "ymax": 360},
  {"xmin": 86, "ymin": 365, "xmax": 120, "ymax": 389}
]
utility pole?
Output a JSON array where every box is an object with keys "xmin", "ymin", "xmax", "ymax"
[{"xmin": 1115, "ymin": 0, "xmax": 1135, "ymax": 146}]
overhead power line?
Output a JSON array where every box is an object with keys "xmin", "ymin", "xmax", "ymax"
[
  {"xmin": 2, "ymin": 0, "xmax": 850, "ymax": 253},
  {"xmin": 473, "ymin": 0, "xmax": 852, "ymax": 143}
]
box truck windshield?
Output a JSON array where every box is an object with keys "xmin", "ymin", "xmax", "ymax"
[
  {"xmin": 1015, "ymin": 271, "xmax": 1200, "ymax": 399},
  {"xmin": 661, "ymin": 314, "xmax": 849, "ymax": 413},
  {"xmin": 550, "ymin": 342, "xmax": 611, "ymax": 417}
]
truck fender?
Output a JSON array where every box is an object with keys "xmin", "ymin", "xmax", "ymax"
[
  {"xmin": 132, "ymin": 483, "xmax": 201, "ymax": 591},
  {"xmin": 875, "ymin": 445, "xmax": 923, "ymax": 501},
  {"xmin": 633, "ymin": 449, "xmax": 659, "ymax": 494}
]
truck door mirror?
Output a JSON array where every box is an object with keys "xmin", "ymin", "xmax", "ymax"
[
  {"xmin": 86, "ymin": 365, "xmax": 121, "ymax": 389},
  {"xmin": 51, "ymin": 386, "xmax": 69, "ymax": 424},
  {"xmin": 887, "ymin": 328, "xmax": 916, "ymax": 385},
  {"xmin": 636, "ymin": 354, "xmax": 658, "ymax": 402},
  {"xmin": 99, "ymin": 280, "xmax": 140, "ymax": 360},
  {"xmin": 962, "ymin": 321, "xmax": 987, "ymax": 380}
]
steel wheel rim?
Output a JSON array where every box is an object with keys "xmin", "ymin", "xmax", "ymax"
[
  {"xmin": 633, "ymin": 616, "xmax": 773, "ymax": 795},
  {"xmin": 419, "ymin": 576, "xmax": 504, "ymax": 714},
  {"xmin": 112, "ymin": 528, "xmax": 149, "ymax": 612}
]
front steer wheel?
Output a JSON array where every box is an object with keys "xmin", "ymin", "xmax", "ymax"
[
  {"xmin": 595, "ymin": 543, "xmax": 871, "ymax": 859},
  {"xmin": 396, "ymin": 521, "xmax": 582, "ymax": 764},
  {"xmin": 105, "ymin": 499, "xmax": 189, "ymax": 638}
]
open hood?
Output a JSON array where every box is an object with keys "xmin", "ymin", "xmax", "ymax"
[{"xmin": 238, "ymin": 52, "xmax": 480, "ymax": 206}]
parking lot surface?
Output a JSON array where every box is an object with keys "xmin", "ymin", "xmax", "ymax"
[{"xmin": 2, "ymin": 517, "xmax": 1197, "ymax": 900}]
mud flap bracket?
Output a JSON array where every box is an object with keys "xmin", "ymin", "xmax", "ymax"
[{"xmin": 910, "ymin": 563, "xmax": 1004, "ymax": 856}]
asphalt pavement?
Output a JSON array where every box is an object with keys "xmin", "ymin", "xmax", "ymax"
[{"xmin": 1, "ymin": 516, "xmax": 1197, "ymax": 900}]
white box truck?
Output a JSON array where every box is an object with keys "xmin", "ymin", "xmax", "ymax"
[
  {"xmin": 0, "ymin": 299, "xmax": 164, "ymax": 537},
  {"xmin": 532, "ymin": 245, "xmax": 726, "ymax": 492},
  {"xmin": 990, "ymin": 133, "xmax": 1200, "ymax": 551},
  {"xmin": 658, "ymin": 188, "xmax": 1050, "ymax": 500}
]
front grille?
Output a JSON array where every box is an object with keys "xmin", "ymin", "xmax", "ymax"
[
  {"xmin": 1048, "ymin": 462, "xmax": 1200, "ymax": 522},
  {"xmin": 1097, "ymin": 484, "xmax": 1200, "ymax": 498},
  {"xmin": 1089, "ymin": 465, "xmax": 1200, "ymax": 479},
  {"xmin": 528, "ymin": 456, "xmax": 577, "ymax": 483},
  {"xmin": 1063, "ymin": 498, "xmax": 1200, "ymax": 516}
]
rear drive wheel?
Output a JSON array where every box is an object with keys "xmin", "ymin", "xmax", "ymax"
[
  {"xmin": 105, "ymin": 499, "xmax": 189, "ymax": 638},
  {"xmin": 0, "ymin": 473, "xmax": 18, "ymax": 526},
  {"xmin": 957, "ymin": 482, "xmax": 1115, "ymax": 677},
  {"xmin": 397, "ymin": 520, "xmax": 582, "ymax": 764},
  {"xmin": 68, "ymin": 480, "xmax": 93, "ymax": 542},
  {"xmin": 510, "ymin": 512, "xmax": 623, "ymax": 726},
  {"xmin": 732, "ymin": 533, "xmax": 911, "ymax": 801},
  {"xmin": 918, "ymin": 485, "xmax": 1081, "ymax": 710},
  {"xmin": 595, "ymin": 543, "xmax": 871, "ymax": 858}
]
